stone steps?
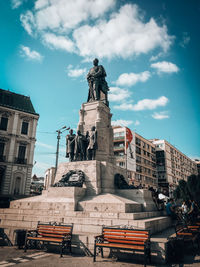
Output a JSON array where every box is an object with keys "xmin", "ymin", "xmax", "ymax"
[
  {"xmin": 0, "ymin": 208, "xmax": 163, "ymax": 220},
  {"xmin": 0, "ymin": 208, "xmax": 171, "ymax": 235}
]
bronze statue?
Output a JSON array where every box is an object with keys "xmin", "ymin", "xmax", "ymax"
[
  {"xmin": 66, "ymin": 129, "xmax": 76, "ymax": 162},
  {"xmin": 74, "ymin": 130, "xmax": 85, "ymax": 161},
  {"xmin": 87, "ymin": 126, "xmax": 98, "ymax": 160},
  {"xmin": 87, "ymin": 58, "xmax": 109, "ymax": 105},
  {"xmin": 83, "ymin": 131, "xmax": 90, "ymax": 160}
]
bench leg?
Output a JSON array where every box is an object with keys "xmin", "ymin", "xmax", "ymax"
[
  {"xmin": 144, "ymin": 249, "xmax": 147, "ymax": 267},
  {"xmin": 24, "ymin": 238, "xmax": 28, "ymax": 252},
  {"xmin": 101, "ymin": 247, "xmax": 104, "ymax": 258},
  {"xmin": 69, "ymin": 241, "xmax": 72, "ymax": 254},
  {"xmin": 60, "ymin": 242, "xmax": 64, "ymax": 257},
  {"xmin": 93, "ymin": 243, "xmax": 96, "ymax": 262}
]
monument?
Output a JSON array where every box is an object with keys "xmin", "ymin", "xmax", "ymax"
[{"xmin": 0, "ymin": 59, "xmax": 171, "ymax": 261}]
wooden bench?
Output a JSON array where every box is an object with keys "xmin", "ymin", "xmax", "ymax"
[
  {"xmin": 175, "ymin": 222, "xmax": 200, "ymax": 250},
  {"xmin": 24, "ymin": 222, "xmax": 73, "ymax": 257},
  {"xmin": 94, "ymin": 227, "xmax": 151, "ymax": 266}
]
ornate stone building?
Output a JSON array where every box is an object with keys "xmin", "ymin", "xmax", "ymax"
[{"xmin": 0, "ymin": 89, "xmax": 39, "ymax": 196}]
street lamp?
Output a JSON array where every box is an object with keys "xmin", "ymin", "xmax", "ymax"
[{"xmin": 55, "ymin": 126, "xmax": 70, "ymax": 174}]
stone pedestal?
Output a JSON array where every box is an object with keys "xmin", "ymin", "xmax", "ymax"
[
  {"xmin": 54, "ymin": 160, "xmax": 128, "ymax": 196},
  {"xmin": 77, "ymin": 101, "xmax": 115, "ymax": 163}
]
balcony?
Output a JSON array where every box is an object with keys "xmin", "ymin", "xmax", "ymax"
[
  {"xmin": 114, "ymin": 146, "xmax": 125, "ymax": 151},
  {"xmin": 0, "ymin": 155, "xmax": 6, "ymax": 162},
  {"xmin": 15, "ymin": 158, "xmax": 27, "ymax": 165},
  {"xmin": 114, "ymin": 136, "xmax": 125, "ymax": 141}
]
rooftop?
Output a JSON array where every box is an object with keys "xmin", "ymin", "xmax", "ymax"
[{"xmin": 0, "ymin": 88, "xmax": 39, "ymax": 115}]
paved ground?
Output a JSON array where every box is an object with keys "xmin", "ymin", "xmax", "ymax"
[{"xmin": 0, "ymin": 247, "xmax": 200, "ymax": 267}]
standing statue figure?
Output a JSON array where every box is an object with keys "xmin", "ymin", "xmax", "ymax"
[
  {"xmin": 82, "ymin": 131, "xmax": 90, "ymax": 160},
  {"xmin": 87, "ymin": 58, "xmax": 109, "ymax": 105},
  {"xmin": 87, "ymin": 126, "xmax": 98, "ymax": 160},
  {"xmin": 74, "ymin": 130, "xmax": 85, "ymax": 161},
  {"xmin": 66, "ymin": 129, "xmax": 76, "ymax": 162}
]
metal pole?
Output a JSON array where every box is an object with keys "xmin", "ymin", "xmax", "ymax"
[{"xmin": 55, "ymin": 130, "xmax": 61, "ymax": 174}]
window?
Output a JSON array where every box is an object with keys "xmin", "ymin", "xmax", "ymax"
[
  {"xmin": 0, "ymin": 142, "xmax": 5, "ymax": 156},
  {"xmin": 18, "ymin": 145, "xmax": 26, "ymax": 161},
  {"xmin": 21, "ymin": 121, "xmax": 29, "ymax": 135},
  {"xmin": 136, "ymin": 146, "xmax": 141, "ymax": 154},
  {"xmin": 0, "ymin": 142, "xmax": 5, "ymax": 162},
  {"xmin": 0, "ymin": 117, "xmax": 8, "ymax": 131}
]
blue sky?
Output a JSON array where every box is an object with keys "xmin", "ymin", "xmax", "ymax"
[{"xmin": 0, "ymin": 0, "xmax": 199, "ymax": 176}]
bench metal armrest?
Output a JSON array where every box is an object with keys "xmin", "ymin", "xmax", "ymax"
[
  {"xmin": 63, "ymin": 233, "xmax": 71, "ymax": 241},
  {"xmin": 26, "ymin": 230, "xmax": 38, "ymax": 237},
  {"xmin": 94, "ymin": 235, "xmax": 104, "ymax": 243}
]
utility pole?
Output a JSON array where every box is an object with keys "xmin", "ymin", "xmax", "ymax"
[{"xmin": 55, "ymin": 126, "xmax": 69, "ymax": 174}]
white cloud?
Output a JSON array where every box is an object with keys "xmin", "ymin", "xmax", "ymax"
[
  {"xmin": 109, "ymin": 87, "xmax": 131, "ymax": 102},
  {"xmin": 180, "ymin": 32, "xmax": 190, "ymax": 48},
  {"xmin": 43, "ymin": 33, "xmax": 75, "ymax": 52},
  {"xmin": 152, "ymin": 111, "xmax": 169, "ymax": 120},
  {"xmin": 151, "ymin": 61, "xmax": 179, "ymax": 73},
  {"xmin": 74, "ymin": 4, "xmax": 173, "ymax": 59},
  {"xmin": 115, "ymin": 71, "xmax": 151, "ymax": 87},
  {"xmin": 20, "ymin": 11, "xmax": 36, "ymax": 36},
  {"xmin": 134, "ymin": 120, "xmax": 140, "ymax": 126},
  {"xmin": 133, "ymin": 96, "xmax": 168, "ymax": 111},
  {"xmin": 150, "ymin": 52, "xmax": 164, "ymax": 62},
  {"xmin": 113, "ymin": 102, "xmax": 135, "ymax": 111},
  {"xmin": 20, "ymin": 2, "xmax": 173, "ymax": 60},
  {"xmin": 20, "ymin": 45, "xmax": 43, "ymax": 61},
  {"xmin": 112, "ymin": 119, "xmax": 133, "ymax": 127},
  {"xmin": 34, "ymin": 0, "xmax": 115, "ymax": 32},
  {"xmin": 11, "ymin": 0, "xmax": 23, "ymax": 9},
  {"xmin": 67, "ymin": 65, "xmax": 86, "ymax": 78}
]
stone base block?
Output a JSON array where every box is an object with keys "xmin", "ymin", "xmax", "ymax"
[
  {"xmin": 116, "ymin": 189, "xmax": 157, "ymax": 211},
  {"xmin": 77, "ymin": 193, "xmax": 142, "ymax": 213}
]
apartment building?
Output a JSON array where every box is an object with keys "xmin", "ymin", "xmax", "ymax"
[
  {"xmin": 0, "ymin": 89, "xmax": 39, "ymax": 196},
  {"xmin": 194, "ymin": 160, "xmax": 200, "ymax": 175},
  {"xmin": 113, "ymin": 126, "xmax": 157, "ymax": 188},
  {"xmin": 151, "ymin": 139, "xmax": 198, "ymax": 195}
]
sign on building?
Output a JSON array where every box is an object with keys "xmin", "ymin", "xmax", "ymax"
[{"xmin": 126, "ymin": 127, "xmax": 136, "ymax": 172}]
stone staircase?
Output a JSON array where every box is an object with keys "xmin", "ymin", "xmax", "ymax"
[{"xmin": 0, "ymin": 188, "xmax": 172, "ymax": 263}]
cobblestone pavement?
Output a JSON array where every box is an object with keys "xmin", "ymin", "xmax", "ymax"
[{"xmin": 0, "ymin": 247, "xmax": 200, "ymax": 267}]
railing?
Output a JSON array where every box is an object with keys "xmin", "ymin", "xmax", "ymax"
[{"xmin": 14, "ymin": 158, "xmax": 27, "ymax": 164}]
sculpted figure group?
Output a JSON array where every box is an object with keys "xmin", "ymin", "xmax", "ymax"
[{"xmin": 66, "ymin": 127, "xmax": 97, "ymax": 162}]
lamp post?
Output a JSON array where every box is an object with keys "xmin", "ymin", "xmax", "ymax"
[{"xmin": 55, "ymin": 126, "xmax": 69, "ymax": 174}]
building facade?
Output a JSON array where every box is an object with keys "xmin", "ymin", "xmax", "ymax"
[
  {"xmin": 0, "ymin": 89, "xmax": 39, "ymax": 196},
  {"xmin": 151, "ymin": 139, "xmax": 198, "ymax": 195},
  {"xmin": 113, "ymin": 126, "xmax": 157, "ymax": 188},
  {"xmin": 194, "ymin": 160, "xmax": 200, "ymax": 176}
]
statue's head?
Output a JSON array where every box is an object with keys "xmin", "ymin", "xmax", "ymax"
[
  {"xmin": 77, "ymin": 130, "xmax": 81, "ymax": 135},
  {"xmin": 69, "ymin": 129, "xmax": 73, "ymax": 134},
  {"xmin": 93, "ymin": 58, "xmax": 99, "ymax": 66},
  {"xmin": 91, "ymin": 126, "xmax": 96, "ymax": 131}
]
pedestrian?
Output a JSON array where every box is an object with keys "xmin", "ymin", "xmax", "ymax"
[{"xmin": 166, "ymin": 198, "xmax": 177, "ymax": 220}]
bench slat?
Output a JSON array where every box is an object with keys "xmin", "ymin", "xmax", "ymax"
[
  {"xmin": 103, "ymin": 233, "xmax": 148, "ymax": 238},
  {"xmin": 96, "ymin": 242, "xmax": 145, "ymax": 251},
  {"xmin": 103, "ymin": 228, "xmax": 149, "ymax": 234},
  {"xmin": 104, "ymin": 239, "xmax": 145, "ymax": 245},
  {"xmin": 27, "ymin": 237, "xmax": 63, "ymax": 242}
]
